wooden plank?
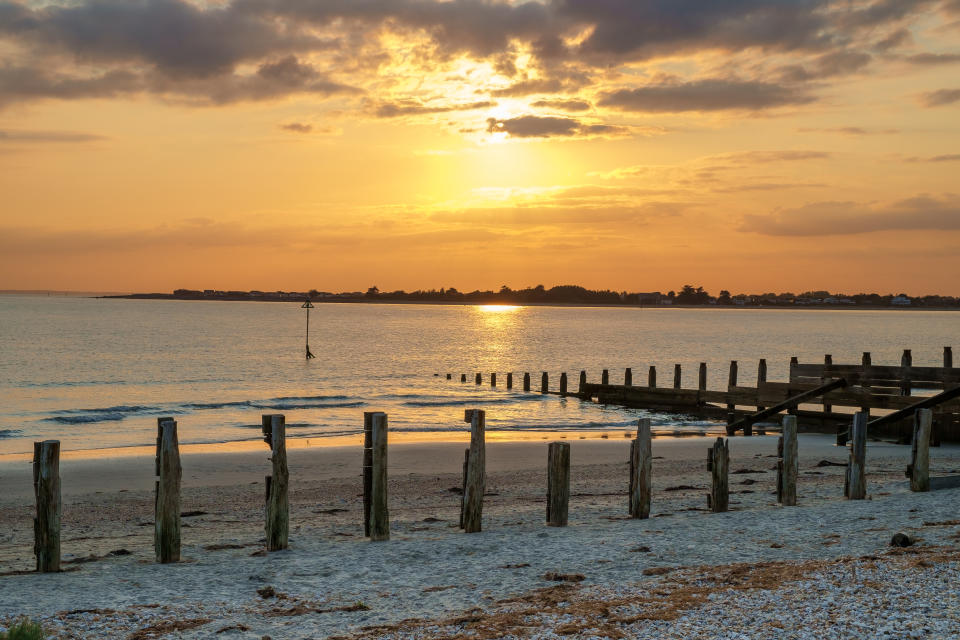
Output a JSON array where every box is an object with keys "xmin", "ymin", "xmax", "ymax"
[
  {"xmin": 369, "ymin": 412, "xmax": 389, "ymax": 541},
  {"xmin": 910, "ymin": 409, "xmax": 932, "ymax": 492},
  {"xmin": 462, "ymin": 409, "xmax": 486, "ymax": 533},
  {"xmin": 155, "ymin": 419, "xmax": 181, "ymax": 563},
  {"xmin": 34, "ymin": 440, "xmax": 61, "ymax": 573},
  {"xmin": 781, "ymin": 416, "xmax": 798, "ymax": 506},
  {"xmin": 629, "ymin": 418, "xmax": 652, "ymax": 519},
  {"xmin": 868, "ymin": 385, "xmax": 960, "ymax": 430},
  {"xmin": 846, "ymin": 412, "xmax": 867, "ymax": 500},
  {"xmin": 546, "ymin": 442, "xmax": 570, "ymax": 527},
  {"xmin": 264, "ymin": 414, "xmax": 289, "ymax": 550},
  {"xmin": 363, "ymin": 412, "xmax": 373, "ymax": 537},
  {"xmin": 730, "ymin": 378, "xmax": 848, "ymax": 431}
]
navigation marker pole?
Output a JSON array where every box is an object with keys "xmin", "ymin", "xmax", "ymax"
[{"xmin": 302, "ymin": 299, "xmax": 316, "ymax": 359}]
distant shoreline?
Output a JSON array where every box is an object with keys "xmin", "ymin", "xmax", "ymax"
[{"xmin": 94, "ymin": 293, "xmax": 960, "ymax": 311}]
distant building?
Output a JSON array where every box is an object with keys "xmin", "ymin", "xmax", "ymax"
[{"xmin": 891, "ymin": 295, "xmax": 912, "ymax": 306}]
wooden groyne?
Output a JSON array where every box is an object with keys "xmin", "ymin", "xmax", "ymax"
[{"xmin": 452, "ymin": 347, "xmax": 960, "ymax": 443}]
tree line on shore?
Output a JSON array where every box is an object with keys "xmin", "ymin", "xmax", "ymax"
[{"xmin": 159, "ymin": 284, "xmax": 958, "ymax": 307}]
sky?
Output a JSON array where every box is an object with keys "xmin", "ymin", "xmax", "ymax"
[{"xmin": 1, "ymin": 0, "xmax": 959, "ymax": 295}]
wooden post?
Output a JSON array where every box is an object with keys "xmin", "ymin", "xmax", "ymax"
[
  {"xmin": 363, "ymin": 412, "xmax": 373, "ymax": 537},
  {"xmin": 491, "ymin": 372, "xmax": 497, "ymax": 387},
  {"xmin": 369, "ymin": 412, "xmax": 389, "ymax": 541},
  {"xmin": 629, "ymin": 418, "xmax": 652, "ymax": 519},
  {"xmin": 546, "ymin": 442, "xmax": 570, "ymax": 527},
  {"xmin": 506, "ymin": 372, "xmax": 513, "ymax": 389},
  {"xmin": 698, "ymin": 362, "xmax": 707, "ymax": 391},
  {"xmin": 781, "ymin": 415, "xmax": 798, "ymax": 506},
  {"xmin": 578, "ymin": 370, "xmax": 587, "ymax": 393},
  {"xmin": 707, "ymin": 438, "xmax": 729, "ymax": 513},
  {"xmin": 446, "ymin": 373, "xmax": 452, "ymax": 380},
  {"xmin": 756, "ymin": 359, "xmax": 767, "ymax": 411},
  {"xmin": 861, "ymin": 352, "xmax": 872, "ymax": 412},
  {"xmin": 673, "ymin": 364, "xmax": 682, "ymax": 389},
  {"xmin": 263, "ymin": 414, "xmax": 289, "ymax": 550},
  {"xmin": 624, "ymin": 367, "xmax": 632, "ymax": 386},
  {"xmin": 945, "ymin": 346, "xmax": 953, "ymax": 369},
  {"xmin": 459, "ymin": 448, "xmax": 468, "ymax": 528},
  {"xmin": 648, "ymin": 365, "xmax": 656, "ymax": 388},
  {"xmin": 726, "ymin": 360, "xmax": 738, "ymax": 412},
  {"xmin": 461, "ymin": 373, "xmax": 467, "ymax": 383},
  {"xmin": 901, "ymin": 349, "xmax": 912, "ymax": 396},
  {"xmin": 475, "ymin": 372, "xmax": 482, "ymax": 385},
  {"xmin": 33, "ymin": 440, "xmax": 60, "ymax": 573},
  {"xmin": 910, "ymin": 409, "xmax": 932, "ymax": 492},
  {"xmin": 846, "ymin": 412, "xmax": 867, "ymax": 500},
  {"xmin": 602, "ymin": 369, "xmax": 609, "ymax": 385},
  {"xmin": 155, "ymin": 418, "xmax": 181, "ymax": 563},
  {"xmin": 822, "ymin": 355, "xmax": 832, "ymax": 413},
  {"xmin": 541, "ymin": 372, "xmax": 549, "ymax": 394},
  {"xmin": 462, "ymin": 410, "xmax": 486, "ymax": 533},
  {"xmin": 523, "ymin": 372, "xmax": 531, "ymax": 392},
  {"xmin": 559, "ymin": 372, "xmax": 568, "ymax": 395}
]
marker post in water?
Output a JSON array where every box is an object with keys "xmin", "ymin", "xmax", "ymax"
[{"xmin": 302, "ymin": 299, "xmax": 316, "ymax": 359}]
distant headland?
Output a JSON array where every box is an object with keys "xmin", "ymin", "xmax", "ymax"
[{"xmin": 102, "ymin": 284, "xmax": 960, "ymax": 309}]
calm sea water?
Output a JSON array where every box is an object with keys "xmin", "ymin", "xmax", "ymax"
[{"xmin": 0, "ymin": 295, "xmax": 955, "ymax": 455}]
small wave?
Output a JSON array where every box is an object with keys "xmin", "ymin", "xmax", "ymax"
[
  {"xmin": 403, "ymin": 398, "xmax": 520, "ymax": 407},
  {"xmin": 0, "ymin": 429, "xmax": 23, "ymax": 439},
  {"xmin": 184, "ymin": 400, "xmax": 252, "ymax": 410},
  {"xmin": 252, "ymin": 401, "xmax": 366, "ymax": 410},
  {"xmin": 236, "ymin": 422, "xmax": 314, "ymax": 429},
  {"xmin": 44, "ymin": 404, "xmax": 171, "ymax": 425},
  {"xmin": 268, "ymin": 395, "xmax": 351, "ymax": 402}
]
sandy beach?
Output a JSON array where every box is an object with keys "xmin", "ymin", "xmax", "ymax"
[{"xmin": 1, "ymin": 433, "xmax": 959, "ymax": 638}]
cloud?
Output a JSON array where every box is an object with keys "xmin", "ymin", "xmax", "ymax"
[
  {"xmin": 919, "ymin": 88, "xmax": 960, "ymax": 106},
  {"xmin": 903, "ymin": 154, "xmax": 960, "ymax": 162},
  {"xmin": 0, "ymin": 129, "xmax": 106, "ymax": 142},
  {"xmin": 741, "ymin": 194, "xmax": 960, "ymax": 236},
  {"xmin": 279, "ymin": 122, "xmax": 312, "ymax": 133},
  {"xmin": 531, "ymin": 98, "xmax": 592, "ymax": 112},
  {"xmin": 597, "ymin": 79, "xmax": 816, "ymax": 112},
  {"xmin": 370, "ymin": 99, "xmax": 494, "ymax": 118},
  {"xmin": 905, "ymin": 52, "xmax": 960, "ymax": 65},
  {"xmin": 796, "ymin": 126, "xmax": 899, "ymax": 135},
  {"xmin": 485, "ymin": 115, "xmax": 628, "ymax": 139}
]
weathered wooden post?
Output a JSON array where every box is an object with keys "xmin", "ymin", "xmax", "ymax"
[
  {"xmin": 945, "ymin": 346, "xmax": 953, "ymax": 369},
  {"xmin": 459, "ymin": 448, "xmax": 468, "ymax": 528},
  {"xmin": 523, "ymin": 372, "xmax": 531, "ymax": 392},
  {"xmin": 726, "ymin": 360, "xmax": 738, "ymax": 417},
  {"xmin": 363, "ymin": 412, "xmax": 374, "ymax": 537},
  {"xmin": 475, "ymin": 372, "xmax": 482, "ymax": 385},
  {"xmin": 673, "ymin": 364, "xmax": 682, "ymax": 389},
  {"xmin": 560, "ymin": 372, "xmax": 568, "ymax": 395},
  {"xmin": 369, "ymin": 412, "xmax": 390, "ymax": 541},
  {"xmin": 624, "ymin": 367, "xmax": 632, "ymax": 386},
  {"xmin": 263, "ymin": 414, "xmax": 289, "ymax": 550},
  {"xmin": 155, "ymin": 418, "xmax": 181, "ymax": 563},
  {"xmin": 909, "ymin": 409, "xmax": 932, "ymax": 492},
  {"xmin": 491, "ymin": 372, "xmax": 497, "ymax": 387},
  {"xmin": 446, "ymin": 373, "xmax": 452, "ymax": 380},
  {"xmin": 860, "ymin": 352, "xmax": 872, "ymax": 412},
  {"xmin": 541, "ymin": 372, "xmax": 549, "ymax": 394},
  {"xmin": 780, "ymin": 415, "xmax": 798, "ymax": 506},
  {"xmin": 900, "ymin": 349, "xmax": 912, "ymax": 396},
  {"xmin": 629, "ymin": 418, "xmax": 652, "ymax": 519},
  {"xmin": 506, "ymin": 372, "xmax": 513, "ymax": 389},
  {"xmin": 462, "ymin": 409, "xmax": 486, "ymax": 533},
  {"xmin": 461, "ymin": 373, "xmax": 467, "ymax": 383},
  {"xmin": 33, "ymin": 440, "xmax": 60, "ymax": 573},
  {"xmin": 756, "ymin": 359, "xmax": 768, "ymax": 412},
  {"xmin": 602, "ymin": 369, "xmax": 609, "ymax": 385},
  {"xmin": 845, "ymin": 412, "xmax": 867, "ymax": 500},
  {"xmin": 578, "ymin": 370, "xmax": 587, "ymax": 393},
  {"xmin": 822, "ymin": 355, "xmax": 833, "ymax": 414},
  {"xmin": 707, "ymin": 438, "xmax": 729, "ymax": 513},
  {"xmin": 648, "ymin": 365, "xmax": 656, "ymax": 388},
  {"xmin": 546, "ymin": 442, "xmax": 570, "ymax": 527},
  {"xmin": 698, "ymin": 363, "xmax": 707, "ymax": 391}
]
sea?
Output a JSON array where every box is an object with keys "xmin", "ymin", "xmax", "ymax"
[{"xmin": 0, "ymin": 294, "xmax": 956, "ymax": 456}]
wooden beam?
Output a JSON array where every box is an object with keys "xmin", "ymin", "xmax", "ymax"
[
  {"xmin": 546, "ymin": 442, "xmax": 570, "ymax": 527},
  {"xmin": 155, "ymin": 419, "xmax": 181, "ymax": 563},
  {"xmin": 33, "ymin": 440, "xmax": 61, "ymax": 573},
  {"xmin": 369, "ymin": 412, "xmax": 390, "ymax": 541}
]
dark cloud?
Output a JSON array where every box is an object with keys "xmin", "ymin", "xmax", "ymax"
[
  {"xmin": 598, "ymin": 79, "xmax": 816, "ymax": 112},
  {"xmin": 0, "ymin": 129, "xmax": 106, "ymax": 142},
  {"xmin": 0, "ymin": 65, "xmax": 141, "ymax": 107},
  {"xmin": 777, "ymin": 50, "xmax": 872, "ymax": 82},
  {"xmin": 903, "ymin": 154, "xmax": 960, "ymax": 162},
  {"xmin": 905, "ymin": 52, "xmax": 960, "ymax": 65},
  {"xmin": 797, "ymin": 126, "xmax": 899, "ymax": 135},
  {"xmin": 531, "ymin": 98, "xmax": 592, "ymax": 112},
  {"xmin": 485, "ymin": 115, "xmax": 628, "ymax": 139},
  {"xmin": 741, "ymin": 195, "xmax": 960, "ymax": 236},
  {"xmin": 919, "ymin": 88, "xmax": 960, "ymax": 106},
  {"xmin": 370, "ymin": 99, "xmax": 494, "ymax": 118},
  {"xmin": 279, "ymin": 122, "xmax": 312, "ymax": 133}
]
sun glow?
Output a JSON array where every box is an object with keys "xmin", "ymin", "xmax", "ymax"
[{"xmin": 478, "ymin": 304, "xmax": 521, "ymax": 313}]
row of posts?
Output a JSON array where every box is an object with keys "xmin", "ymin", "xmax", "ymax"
[
  {"xmin": 455, "ymin": 364, "xmax": 716, "ymax": 393},
  {"xmin": 28, "ymin": 408, "xmax": 937, "ymax": 572}
]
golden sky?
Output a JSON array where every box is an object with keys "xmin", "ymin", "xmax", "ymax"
[{"xmin": 1, "ymin": 0, "xmax": 959, "ymax": 294}]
